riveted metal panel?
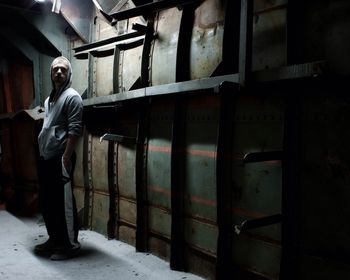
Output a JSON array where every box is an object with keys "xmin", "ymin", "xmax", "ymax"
[
  {"xmin": 150, "ymin": 8, "xmax": 182, "ymax": 86},
  {"xmin": 185, "ymin": 217, "xmax": 218, "ymax": 255},
  {"xmin": 119, "ymin": 224, "xmax": 136, "ymax": 246},
  {"xmin": 91, "ymin": 136, "xmax": 109, "ymax": 192},
  {"xmin": 149, "ymin": 205, "xmax": 171, "ymax": 237},
  {"xmin": 90, "ymin": 192, "xmax": 110, "ymax": 236},
  {"xmin": 232, "ymin": 234, "xmax": 281, "ymax": 279},
  {"xmin": 183, "ymin": 95, "xmax": 220, "ymax": 263},
  {"xmin": 73, "ymin": 135, "xmax": 85, "ymax": 188},
  {"xmin": 190, "ymin": 0, "xmax": 224, "ymax": 79},
  {"xmin": 231, "ymin": 95, "xmax": 284, "ymax": 279},
  {"xmin": 117, "ymin": 16, "xmax": 143, "ymax": 92},
  {"xmin": 149, "ymin": 235, "xmax": 171, "ymax": 261},
  {"xmin": 119, "ymin": 198, "xmax": 136, "ymax": 225},
  {"xmin": 94, "ymin": 17, "xmax": 118, "ymax": 97},
  {"xmin": 116, "ymin": 119, "xmax": 138, "ymax": 245},
  {"xmin": 118, "ymin": 143, "xmax": 137, "ymax": 199},
  {"xmin": 146, "ymin": 99, "xmax": 175, "ymax": 258},
  {"xmin": 87, "ymin": 134, "xmax": 110, "ymax": 235},
  {"xmin": 72, "ymin": 135, "xmax": 85, "ymax": 223},
  {"xmin": 184, "ymin": 95, "xmax": 220, "ymax": 223}
]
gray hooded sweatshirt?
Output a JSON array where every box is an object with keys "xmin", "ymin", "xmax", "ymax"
[{"xmin": 38, "ymin": 56, "xmax": 83, "ymax": 160}]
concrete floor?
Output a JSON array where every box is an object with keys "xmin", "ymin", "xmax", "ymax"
[{"xmin": 0, "ymin": 210, "xmax": 205, "ymax": 280}]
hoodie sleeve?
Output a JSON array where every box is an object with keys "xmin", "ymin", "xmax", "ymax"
[{"xmin": 66, "ymin": 93, "xmax": 83, "ymax": 137}]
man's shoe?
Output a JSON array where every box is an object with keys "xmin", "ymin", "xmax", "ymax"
[
  {"xmin": 34, "ymin": 239, "xmax": 57, "ymax": 254},
  {"xmin": 50, "ymin": 243, "xmax": 80, "ymax": 261}
]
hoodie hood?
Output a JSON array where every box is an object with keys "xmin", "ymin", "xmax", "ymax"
[{"xmin": 49, "ymin": 56, "xmax": 73, "ymax": 103}]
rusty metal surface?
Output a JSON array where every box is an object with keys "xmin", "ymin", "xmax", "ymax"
[
  {"xmin": 190, "ymin": 0, "xmax": 224, "ymax": 79},
  {"xmin": 150, "ymin": 8, "xmax": 182, "ymax": 86}
]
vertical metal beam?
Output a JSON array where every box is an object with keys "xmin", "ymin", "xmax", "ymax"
[
  {"xmin": 113, "ymin": 46, "xmax": 121, "ymax": 94},
  {"xmin": 280, "ymin": 91, "xmax": 301, "ymax": 280},
  {"xmin": 286, "ymin": 0, "xmax": 306, "ymax": 65},
  {"xmin": 215, "ymin": 82, "xmax": 238, "ymax": 279},
  {"xmin": 141, "ymin": 19, "xmax": 155, "ymax": 87},
  {"xmin": 107, "ymin": 139, "xmax": 116, "ymax": 239},
  {"xmin": 82, "ymin": 126, "xmax": 91, "ymax": 229},
  {"xmin": 135, "ymin": 101, "xmax": 149, "ymax": 252},
  {"xmin": 222, "ymin": 0, "xmax": 241, "ymax": 74},
  {"xmin": 239, "ymin": 0, "xmax": 253, "ymax": 87},
  {"xmin": 176, "ymin": 3, "xmax": 196, "ymax": 82},
  {"xmin": 170, "ymin": 96, "xmax": 186, "ymax": 271}
]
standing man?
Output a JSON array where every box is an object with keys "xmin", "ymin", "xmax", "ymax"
[{"xmin": 35, "ymin": 56, "xmax": 83, "ymax": 260}]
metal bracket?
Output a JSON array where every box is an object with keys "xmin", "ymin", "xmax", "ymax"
[
  {"xmin": 243, "ymin": 151, "xmax": 283, "ymax": 163},
  {"xmin": 234, "ymin": 214, "xmax": 282, "ymax": 235},
  {"xmin": 99, "ymin": 133, "xmax": 137, "ymax": 144}
]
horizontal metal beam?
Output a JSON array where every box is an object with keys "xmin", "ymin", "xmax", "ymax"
[
  {"xmin": 108, "ymin": 0, "xmax": 203, "ymax": 24},
  {"xmin": 100, "ymin": 133, "xmax": 137, "ymax": 144},
  {"xmin": 82, "ymin": 61, "xmax": 327, "ymax": 107},
  {"xmin": 253, "ymin": 60, "xmax": 327, "ymax": 82},
  {"xmin": 83, "ymin": 74, "xmax": 239, "ymax": 107},
  {"xmin": 73, "ymin": 31, "xmax": 145, "ymax": 53}
]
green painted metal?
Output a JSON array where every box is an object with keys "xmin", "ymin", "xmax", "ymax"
[
  {"xmin": 116, "ymin": 143, "xmax": 137, "ymax": 245},
  {"xmin": 231, "ymin": 95, "xmax": 284, "ymax": 278},
  {"xmin": 184, "ymin": 95, "xmax": 220, "ymax": 259},
  {"xmin": 146, "ymin": 100, "xmax": 174, "ymax": 256},
  {"xmin": 88, "ymin": 135, "xmax": 110, "ymax": 235},
  {"xmin": 90, "ymin": 192, "xmax": 110, "ymax": 236}
]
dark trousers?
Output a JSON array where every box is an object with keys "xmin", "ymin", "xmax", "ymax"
[{"xmin": 37, "ymin": 153, "xmax": 79, "ymax": 247}]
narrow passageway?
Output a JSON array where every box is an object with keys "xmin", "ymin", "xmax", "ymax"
[{"xmin": 0, "ymin": 210, "xmax": 204, "ymax": 280}]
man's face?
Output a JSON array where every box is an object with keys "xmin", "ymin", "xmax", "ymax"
[{"xmin": 51, "ymin": 60, "xmax": 69, "ymax": 87}]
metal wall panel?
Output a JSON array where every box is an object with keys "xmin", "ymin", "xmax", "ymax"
[
  {"xmin": 297, "ymin": 95, "xmax": 350, "ymax": 279},
  {"xmin": 190, "ymin": 0, "xmax": 224, "ymax": 79},
  {"xmin": 116, "ymin": 142, "xmax": 137, "ymax": 245},
  {"xmin": 252, "ymin": 0, "xmax": 287, "ymax": 71},
  {"xmin": 150, "ymin": 8, "xmax": 182, "ymax": 86},
  {"xmin": 146, "ymin": 99, "xmax": 174, "ymax": 259},
  {"xmin": 231, "ymin": 96, "xmax": 284, "ymax": 279},
  {"xmin": 93, "ymin": 18, "xmax": 118, "ymax": 97},
  {"xmin": 72, "ymin": 135, "xmax": 86, "ymax": 227},
  {"xmin": 88, "ymin": 134, "xmax": 111, "ymax": 235},
  {"xmin": 183, "ymin": 95, "xmax": 220, "ymax": 277}
]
